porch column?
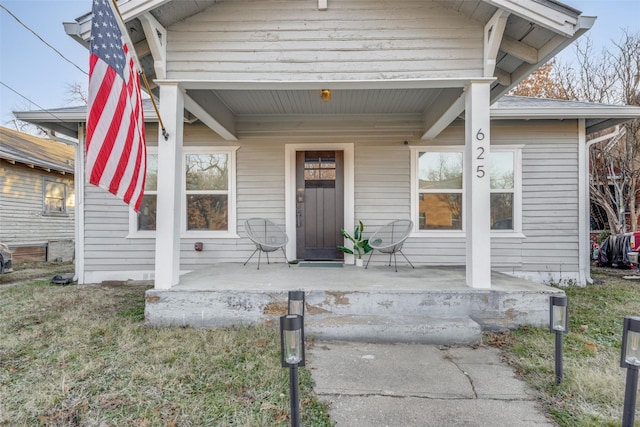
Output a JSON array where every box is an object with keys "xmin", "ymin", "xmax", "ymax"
[
  {"xmin": 465, "ymin": 81, "xmax": 492, "ymax": 289},
  {"xmin": 154, "ymin": 82, "xmax": 184, "ymax": 290}
]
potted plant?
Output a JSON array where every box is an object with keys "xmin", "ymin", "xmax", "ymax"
[{"xmin": 337, "ymin": 220, "xmax": 372, "ymax": 266}]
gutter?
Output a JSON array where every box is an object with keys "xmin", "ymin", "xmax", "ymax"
[{"xmin": 580, "ymin": 124, "xmax": 623, "ymax": 285}]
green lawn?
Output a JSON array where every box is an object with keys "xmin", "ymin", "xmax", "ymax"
[
  {"xmin": 489, "ymin": 267, "xmax": 640, "ymax": 426},
  {"xmin": 3, "ymin": 267, "xmax": 640, "ymax": 426},
  {"xmin": 0, "ymin": 280, "xmax": 332, "ymax": 426}
]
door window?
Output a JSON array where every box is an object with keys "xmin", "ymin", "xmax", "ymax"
[{"xmin": 304, "ymin": 151, "xmax": 336, "ymax": 188}]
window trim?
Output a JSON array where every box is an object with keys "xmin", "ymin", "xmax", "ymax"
[
  {"xmin": 127, "ymin": 145, "xmax": 239, "ymax": 239},
  {"xmin": 42, "ymin": 178, "xmax": 68, "ymax": 216},
  {"xmin": 410, "ymin": 145, "xmax": 523, "ymax": 237}
]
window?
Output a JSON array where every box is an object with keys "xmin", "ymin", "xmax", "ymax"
[
  {"xmin": 416, "ymin": 150, "xmax": 464, "ymax": 230},
  {"xmin": 43, "ymin": 179, "xmax": 67, "ymax": 214},
  {"xmin": 490, "ymin": 151, "xmax": 514, "ymax": 230},
  {"xmin": 185, "ymin": 152, "xmax": 230, "ymax": 231},
  {"xmin": 137, "ymin": 151, "xmax": 158, "ymax": 231},
  {"xmin": 304, "ymin": 151, "xmax": 336, "ymax": 188},
  {"xmin": 411, "ymin": 146, "xmax": 522, "ymax": 235},
  {"xmin": 130, "ymin": 146, "xmax": 237, "ymax": 237},
  {"xmin": 489, "ymin": 147, "xmax": 520, "ymax": 231}
]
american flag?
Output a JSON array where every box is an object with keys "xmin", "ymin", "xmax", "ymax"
[{"xmin": 86, "ymin": 0, "xmax": 146, "ymax": 211}]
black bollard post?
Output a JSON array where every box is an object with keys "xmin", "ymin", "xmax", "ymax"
[
  {"xmin": 554, "ymin": 331, "xmax": 563, "ymax": 384},
  {"xmin": 289, "ymin": 365, "xmax": 300, "ymax": 427},
  {"xmin": 622, "ymin": 365, "xmax": 639, "ymax": 427}
]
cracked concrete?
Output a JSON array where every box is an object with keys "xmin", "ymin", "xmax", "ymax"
[{"xmin": 307, "ymin": 341, "xmax": 555, "ymax": 426}]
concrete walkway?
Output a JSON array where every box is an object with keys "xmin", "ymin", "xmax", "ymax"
[{"xmin": 308, "ymin": 341, "xmax": 555, "ymax": 426}]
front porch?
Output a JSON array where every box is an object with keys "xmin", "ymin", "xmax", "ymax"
[{"xmin": 144, "ymin": 263, "xmax": 562, "ymax": 345}]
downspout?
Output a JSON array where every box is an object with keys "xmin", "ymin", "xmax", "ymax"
[
  {"xmin": 580, "ymin": 122, "xmax": 622, "ymax": 285},
  {"xmin": 74, "ymin": 123, "xmax": 86, "ymax": 284}
]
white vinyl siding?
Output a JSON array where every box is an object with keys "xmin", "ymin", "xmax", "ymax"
[
  {"xmin": 0, "ymin": 162, "xmax": 75, "ymax": 246},
  {"xmin": 81, "ymin": 119, "xmax": 581, "ymax": 282},
  {"xmin": 166, "ymin": 0, "xmax": 483, "ymax": 81},
  {"xmin": 492, "ymin": 120, "xmax": 579, "ymax": 272}
]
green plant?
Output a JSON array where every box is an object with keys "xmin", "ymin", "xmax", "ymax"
[{"xmin": 337, "ymin": 220, "xmax": 372, "ymax": 259}]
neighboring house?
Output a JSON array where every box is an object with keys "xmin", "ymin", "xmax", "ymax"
[
  {"xmin": 0, "ymin": 127, "xmax": 75, "ymax": 262},
  {"xmin": 14, "ymin": 0, "xmax": 640, "ymax": 313}
]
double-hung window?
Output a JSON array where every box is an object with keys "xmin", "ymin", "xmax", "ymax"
[
  {"xmin": 131, "ymin": 146, "xmax": 237, "ymax": 237},
  {"xmin": 43, "ymin": 179, "xmax": 67, "ymax": 215},
  {"xmin": 411, "ymin": 146, "xmax": 522, "ymax": 234}
]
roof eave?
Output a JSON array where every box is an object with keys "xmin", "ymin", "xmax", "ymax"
[
  {"xmin": 0, "ymin": 157, "xmax": 75, "ymax": 175},
  {"xmin": 66, "ymin": 0, "xmax": 172, "ymax": 43},
  {"xmin": 491, "ymin": 105, "xmax": 640, "ymax": 134},
  {"xmin": 13, "ymin": 108, "xmax": 159, "ymax": 139},
  {"xmin": 490, "ymin": 15, "xmax": 596, "ymax": 103}
]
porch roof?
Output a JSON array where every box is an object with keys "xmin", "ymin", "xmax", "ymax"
[
  {"xmin": 60, "ymin": 0, "xmax": 594, "ymax": 141},
  {"xmin": 492, "ymin": 96, "xmax": 640, "ymax": 134}
]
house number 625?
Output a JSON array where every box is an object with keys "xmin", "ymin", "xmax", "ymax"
[{"xmin": 476, "ymin": 129, "xmax": 486, "ymax": 178}]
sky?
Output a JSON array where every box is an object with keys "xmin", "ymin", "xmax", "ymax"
[{"xmin": 0, "ymin": 0, "xmax": 639, "ymax": 130}]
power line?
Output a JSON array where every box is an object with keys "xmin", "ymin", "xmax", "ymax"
[
  {"xmin": 0, "ymin": 2, "xmax": 87, "ymax": 76},
  {"xmin": 0, "ymin": 81, "xmax": 69, "ymax": 123}
]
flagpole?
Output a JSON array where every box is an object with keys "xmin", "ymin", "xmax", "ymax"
[{"xmin": 110, "ymin": 0, "xmax": 169, "ymax": 141}]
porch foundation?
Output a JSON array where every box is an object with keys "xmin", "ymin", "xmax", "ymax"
[{"xmin": 145, "ymin": 264, "xmax": 562, "ymax": 345}]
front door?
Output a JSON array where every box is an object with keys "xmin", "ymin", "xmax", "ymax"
[{"xmin": 296, "ymin": 151, "xmax": 344, "ymax": 260}]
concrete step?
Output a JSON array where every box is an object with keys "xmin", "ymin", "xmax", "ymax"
[{"xmin": 307, "ymin": 315, "xmax": 482, "ymax": 345}]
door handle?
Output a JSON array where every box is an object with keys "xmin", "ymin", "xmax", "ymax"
[{"xmin": 296, "ymin": 188, "xmax": 304, "ymax": 228}]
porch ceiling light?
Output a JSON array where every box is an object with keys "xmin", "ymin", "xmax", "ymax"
[
  {"xmin": 549, "ymin": 295, "xmax": 568, "ymax": 384},
  {"xmin": 621, "ymin": 316, "xmax": 640, "ymax": 426},
  {"xmin": 320, "ymin": 89, "xmax": 331, "ymax": 102},
  {"xmin": 288, "ymin": 291, "xmax": 305, "ymax": 316}
]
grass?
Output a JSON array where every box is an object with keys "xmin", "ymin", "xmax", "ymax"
[
  {"xmin": 487, "ymin": 267, "xmax": 640, "ymax": 426},
  {"xmin": 0, "ymin": 280, "xmax": 333, "ymax": 426},
  {"xmin": 5, "ymin": 264, "xmax": 640, "ymax": 426}
]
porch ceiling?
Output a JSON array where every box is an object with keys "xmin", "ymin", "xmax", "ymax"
[{"xmin": 205, "ymin": 88, "xmax": 444, "ymax": 116}]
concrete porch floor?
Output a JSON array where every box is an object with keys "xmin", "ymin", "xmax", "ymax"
[{"xmin": 145, "ymin": 262, "xmax": 562, "ymax": 344}]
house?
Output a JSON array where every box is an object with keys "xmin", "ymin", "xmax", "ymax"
[
  {"xmin": 14, "ymin": 0, "xmax": 640, "ymax": 337},
  {"xmin": 0, "ymin": 126, "xmax": 75, "ymax": 262}
]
